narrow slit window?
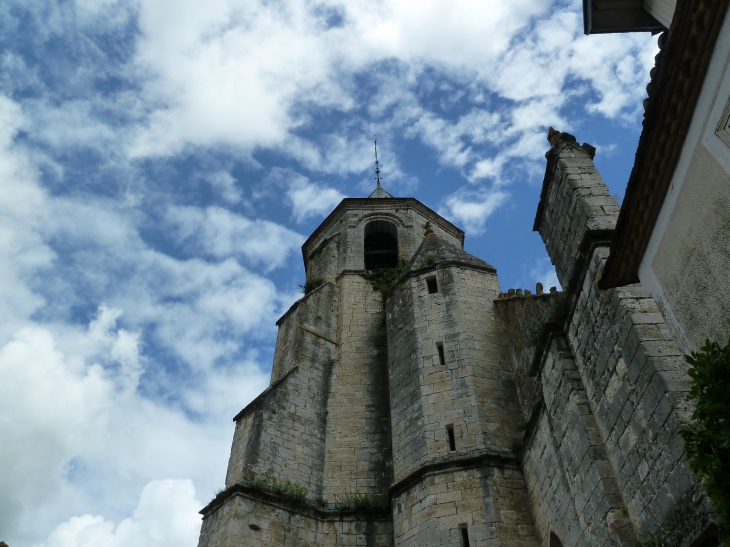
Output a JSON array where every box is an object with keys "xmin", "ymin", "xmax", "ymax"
[
  {"xmin": 446, "ymin": 425, "xmax": 456, "ymax": 452},
  {"xmin": 460, "ymin": 524, "xmax": 470, "ymax": 547},
  {"xmin": 426, "ymin": 276, "xmax": 438, "ymax": 294},
  {"xmin": 437, "ymin": 343, "xmax": 446, "ymax": 366}
]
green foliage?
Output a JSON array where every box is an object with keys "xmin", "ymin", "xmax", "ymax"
[
  {"xmin": 335, "ymin": 491, "xmax": 389, "ymax": 513},
  {"xmin": 361, "ymin": 259, "xmax": 410, "ymax": 300},
  {"xmin": 514, "ymin": 406, "xmax": 532, "ymax": 432},
  {"xmin": 522, "ymin": 295, "xmax": 565, "ymax": 347},
  {"xmin": 424, "ymin": 251, "xmax": 438, "ymax": 265},
  {"xmin": 632, "ymin": 492, "xmax": 718, "ymax": 547},
  {"xmin": 680, "ymin": 337, "xmax": 730, "ymax": 542},
  {"xmin": 300, "ymin": 277, "xmax": 324, "ymax": 295},
  {"xmin": 635, "ymin": 524, "xmax": 676, "ymax": 547},
  {"xmin": 244, "ymin": 470, "xmax": 308, "ymax": 503}
]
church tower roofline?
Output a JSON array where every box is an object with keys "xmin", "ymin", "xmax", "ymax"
[{"xmin": 301, "ymin": 197, "xmax": 465, "ymax": 270}]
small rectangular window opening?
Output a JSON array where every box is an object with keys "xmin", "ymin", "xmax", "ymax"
[
  {"xmin": 436, "ymin": 343, "xmax": 446, "ymax": 366},
  {"xmin": 426, "ymin": 276, "xmax": 438, "ymax": 294},
  {"xmin": 446, "ymin": 425, "xmax": 456, "ymax": 452},
  {"xmin": 460, "ymin": 524, "xmax": 470, "ymax": 547}
]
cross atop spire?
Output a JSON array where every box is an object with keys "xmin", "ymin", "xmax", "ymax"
[
  {"xmin": 374, "ymin": 135, "xmax": 382, "ymax": 189},
  {"xmin": 368, "ymin": 136, "xmax": 392, "ymax": 198}
]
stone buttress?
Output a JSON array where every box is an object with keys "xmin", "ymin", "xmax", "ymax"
[{"xmin": 493, "ymin": 130, "xmax": 713, "ymax": 546}]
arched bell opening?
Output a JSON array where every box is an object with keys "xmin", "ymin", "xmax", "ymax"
[{"xmin": 364, "ymin": 220, "xmax": 398, "ymax": 270}]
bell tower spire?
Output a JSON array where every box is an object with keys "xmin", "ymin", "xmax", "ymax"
[{"xmin": 374, "ymin": 135, "xmax": 382, "ymax": 189}]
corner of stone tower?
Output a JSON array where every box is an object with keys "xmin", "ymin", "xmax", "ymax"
[{"xmin": 533, "ymin": 127, "xmax": 619, "ymax": 293}]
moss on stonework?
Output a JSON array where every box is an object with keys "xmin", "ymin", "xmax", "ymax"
[
  {"xmin": 334, "ymin": 491, "xmax": 389, "ymax": 513},
  {"xmin": 361, "ymin": 259, "xmax": 410, "ymax": 301},
  {"xmin": 300, "ymin": 277, "xmax": 324, "ymax": 295},
  {"xmin": 241, "ymin": 468, "xmax": 308, "ymax": 503}
]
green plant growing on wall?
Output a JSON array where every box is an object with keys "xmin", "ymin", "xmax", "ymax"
[
  {"xmin": 514, "ymin": 405, "xmax": 532, "ymax": 432},
  {"xmin": 522, "ymin": 294, "xmax": 565, "ymax": 347},
  {"xmin": 634, "ymin": 523, "xmax": 675, "ymax": 547},
  {"xmin": 424, "ymin": 251, "xmax": 438, "ymax": 265},
  {"xmin": 680, "ymin": 337, "xmax": 730, "ymax": 544},
  {"xmin": 335, "ymin": 491, "xmax": 389, "ymax": 513},
  {"xmin": 631, "ymin": 491, "xmax": 718, "ymax": 547},
  {"xmin": 361, "ymin": 259, "xmax": 410, "ymax": 301},
  {"xmin": 242, "ymin": 469, "xmax": 308, "ymax": 503},
  {"xmin": 300, "ymin": 277, "xmax": 325, "ymax": 295}
]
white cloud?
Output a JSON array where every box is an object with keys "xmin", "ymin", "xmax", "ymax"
[
  {"xmin": 0, "ymin": 326, "xmax": 111, "ymax": 534},
  {"xmin": 205, "ymin": 171, "xmax": 243, "ymax": 203},
  {"xmin": 165, "ymin": 205, "xmax": 304, "ymax": 269},
  {"xmin": 40, "ymin": 480, "xmax": 201, "ymax": 547},
  {"xmin": 286, "ymin": 177, "xmax": 345, "ymax": 223},
  {"xmin": 0, "ymin": 94, "xmax": 275, "ymax": 544},
  {"xmin": 442, "ymin": 188, "xmax": 509, "ymax": 234}
]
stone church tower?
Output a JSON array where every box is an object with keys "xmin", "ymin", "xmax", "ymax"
[
  {"xmin": 196, "ymin": 186, "xmax": 539, "ymax": 546},
  {"xmin": 197, "ymin": 130, "xmax": 712, "ymax": 546}
]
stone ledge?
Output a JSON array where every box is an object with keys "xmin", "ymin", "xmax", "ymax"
[
  {"xmin": 232, "ymin": 365, "xmax": 299, "ymax": 422},
  {"xmin": 275, "ymin": 280, "xmax": 337, "ymax": 326},
  {"xmin": 200, "ymin": 483, "xmax": 391, "ymax": 521},
  {"xmin": 389, "ymin": 450, "xmax": 520, "ymax": 498}
]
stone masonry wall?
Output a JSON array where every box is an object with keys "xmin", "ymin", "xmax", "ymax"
[
  {"xmin": 386, "ymin": 265, "xmax": 520, "ymax": 481},
  {"xmin": 386, "ymin": 257, "xmax": 540, "ymax": 546},
  {"xmin": 568, "ymin": 249, "xmax": 698, "ymax": 535},
  {"xmin": 535, "ymin": 132, "xmax": 619, "ymax": 292},
  {"xmin": 520, "ymin": 409, "xmax": 580, "ymax": 546},
  {"xmin": 225, "ymin": 282, "xmax": 339, "ymax": 502},
  {"xmin": 198, "ymin": 491, "xmax": 392, "ymax": 547},
  {"xmin": 321, "ymin": 273, "xmax": 392, "ymax": 502},
  {"xmin": 271, "ymin": 281, "xmax": 339, "ymax": 383},
  {"xmin": 392, "ymin": 465, "xmax": 538, "ymax": 547},
  {"xmin": 522, "ymin": 130, "xmax": 706, "ymax": 544},
  {"xmin": 533, "ymin": 336, "xmax": 635, "ymax": 546}
]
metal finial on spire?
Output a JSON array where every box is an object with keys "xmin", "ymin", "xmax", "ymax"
[{"xmin": 374, "ymin": 135, "xmax": 382, "ymax": 188}]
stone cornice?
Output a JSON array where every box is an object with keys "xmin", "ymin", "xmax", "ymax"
[
  {"xmin": 388, "ymin": 451, "xmax": 520, "ymax": 498},
  {"xmin": 600, "ymin": 0, "xmax": 730, "ymax": 288},
  {"xmin": 199, "ymin": 482, "xmax": 391, "ymax": 520}
]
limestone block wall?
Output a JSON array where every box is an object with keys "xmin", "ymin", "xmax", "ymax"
[
  {"xmin": 535, "ymin": 337, "xmax": 635, "ymax": 546},
  {"xmin": 392, "ymin": 465, "xmax": 538, "ymax": 547},
  {"xmin": 568, "ymin": 250, "xmax": 697, "ymax": 533},
  {"xmin": 535, "ymin": 133, "xmax": 619, "ymax": 291},
  {"xmin": 386, "ymin": 256, "xmax": 540, "ymax": 546},
  {"xmin": 322, "ymin": 273, "xmax": 392, "ymax": 501},
  {"xmin": 225, "ymin": 282, "xmax": 339, "ymax": 502},
  {"xmin": 494, "ymin": 288, "xmax": 563, "ymax": 417},
  {"xmin": 386, "ymin": 264, "xmax": 520, "ymax": 481},
  {"xmin": 523, "ymin": 130, "xmax": 709, "ymax": 543},
  {"xmin": 198, "ymin": 491, "xmax": 393, "ymax": 547},
  {"xmin": 271, "ymin": 281, "xmax": 339, "ymax": 382},
  {"xmin": 305, "ymin": 234, "xmax": 340, "ymax": 283},
  {"xmin": 520, "ymin": 409, "xmax": 580, "ymax": 546}
]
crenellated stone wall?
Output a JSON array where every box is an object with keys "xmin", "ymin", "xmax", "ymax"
[{"xmin": 494, "ymin": 129, "xmax": 713, "ymax": 547}]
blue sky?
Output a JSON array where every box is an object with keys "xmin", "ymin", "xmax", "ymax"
[{"xmin": 0, "ymin": 1, "xmax": 657, "ymax": 545}]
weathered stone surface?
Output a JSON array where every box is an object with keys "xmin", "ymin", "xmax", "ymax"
[{"xmin": 199, "ymin": 135, "xmax": 712, "ymax": 547}]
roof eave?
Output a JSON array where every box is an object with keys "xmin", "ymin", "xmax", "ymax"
[{"xmin": 600, "ymin": 0, "xmax": 730, "ymax": 288}]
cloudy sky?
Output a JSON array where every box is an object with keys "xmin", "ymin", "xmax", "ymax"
[{"xmin": 0, "ymin": 0, "xmax": 657, "ymax": 545}]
